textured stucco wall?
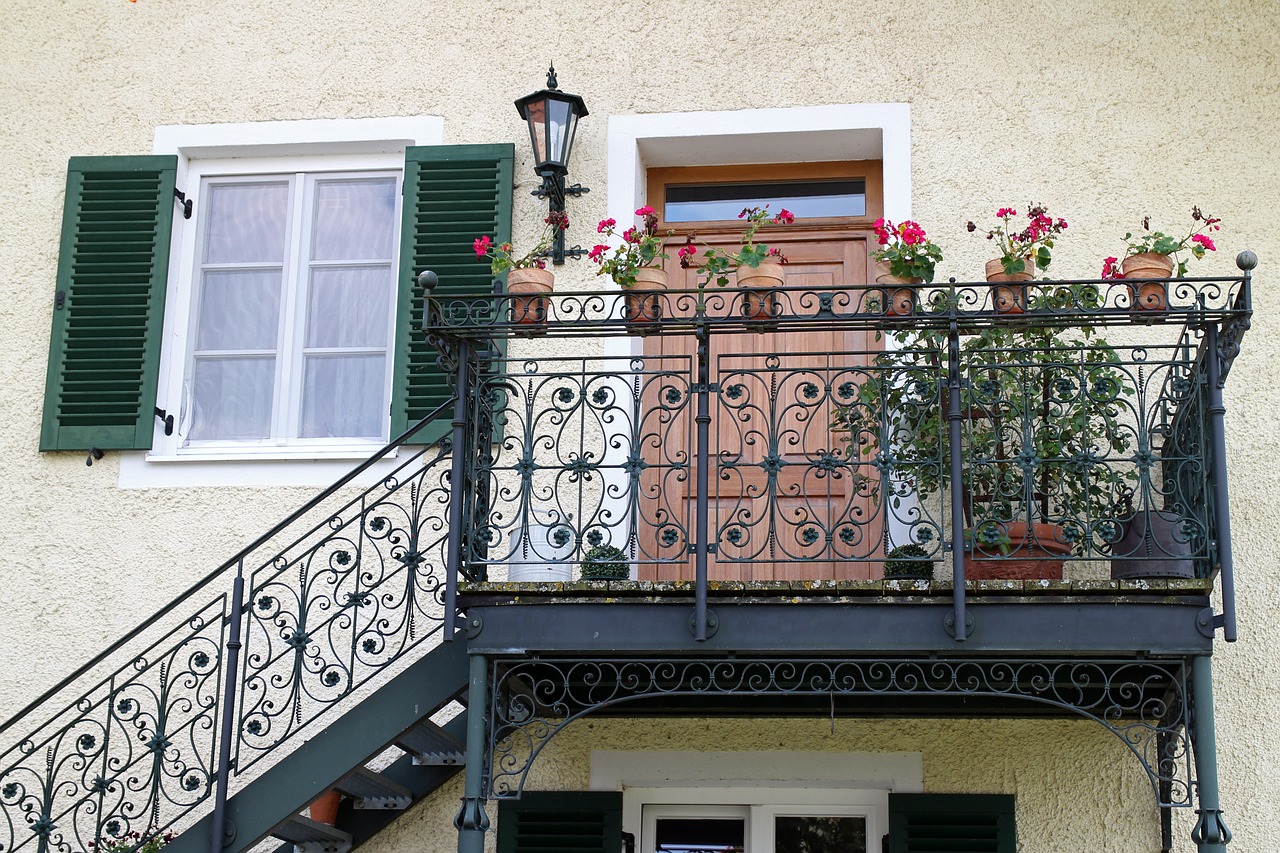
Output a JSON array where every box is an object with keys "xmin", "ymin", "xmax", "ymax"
[
  {"xmin": 2, "ymin": 0, "xmax": 1279, "ymax": 849},
  {"xmin": 368, "ymin": 717, "xmax": 1157, "ymax": 853}
]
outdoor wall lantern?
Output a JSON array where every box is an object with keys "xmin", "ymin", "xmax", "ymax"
[{"xmin": 514, "ymin": 64, "xmax": 589, "ymax": 265}]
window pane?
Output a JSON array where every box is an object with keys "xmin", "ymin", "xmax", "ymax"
[
  {"xmin": 189, "ymin": 357, "xmax": 275, "ymax": 440},
  {"xmin": 665, "ymin": 180, "xmax": 866, "ymax": 222},
  {"xmin": 774, "ymin": 816, "xmax": 866, "ymax": 853},
  {"xmin": 305, "ymin": 266, "xmax": 392, "ymax": 348},
  {"xmin": 654, "ymin": 818, "xmax": 745, "ymax": 853},
  {"xmin": 196, "ymin": 270, "xmax": 282, "ymax": 351},
  {"xmin": 203, "ymin": 182, "xmax": 290, "ymax": 264},
  {"xmin": 312, "ymin": 178, "xmax": 397, "ymax": 260},
  {"xmin": 300, "ymin": 355, "xmax": 386, "ymax": 438}
]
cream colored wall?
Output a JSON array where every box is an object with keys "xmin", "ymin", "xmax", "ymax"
[
  {"xmin": 2, "ymin": 0, "xmax": 1278, "ymax": 849},
  {"xmin": 369, "ymin": 717, "xmax": 1158, "ymax": 853}
]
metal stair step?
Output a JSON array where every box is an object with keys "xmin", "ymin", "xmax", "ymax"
[
  {"xmin": 395, "ymin": 719, "xmax": 465, "ymax": 766},
  {"xmin": 272, "ymin": 815, "xmax": 353, "ymax": 853},
  {"xmin": 334, "ymin": 766, "xmax": 413, "ymax": 810}
]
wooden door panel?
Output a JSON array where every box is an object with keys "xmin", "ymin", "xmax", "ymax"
[{"xmin": 638, "ymin": 225, "xmax": 885, "ymax": 582}]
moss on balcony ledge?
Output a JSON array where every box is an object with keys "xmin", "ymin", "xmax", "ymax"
[{"xmin": 458, "ymin": 577, "xmax": 1212, "ymax": 605}]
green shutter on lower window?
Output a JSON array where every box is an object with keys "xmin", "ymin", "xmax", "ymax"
[
  {"xmin": 391, "ymin": 143, "xmax": 514, "ymax": 442},
  {"xmin": 497, "ymin": 791, "xmax": 623, "ymax": 853},
  {"xmin": 40, "ymin": 155, "xmax": 178, "ymax": 452},
  {"xmin": 887, "ymin": 793, "xmax": 1016, "ymax": 853}
]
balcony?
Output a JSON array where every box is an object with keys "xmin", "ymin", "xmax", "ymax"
[{"xmin": 428, "ymin": 261, "xmax": 1251, "ymax": 656}]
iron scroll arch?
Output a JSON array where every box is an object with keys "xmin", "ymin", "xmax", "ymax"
[{"xmin": 484, "ymin": 655, "xmax": 1194, "ymax": 808}]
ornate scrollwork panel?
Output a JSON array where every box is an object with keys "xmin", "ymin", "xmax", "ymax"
[{"xmin": 488, "ymin": 656, "xmax": 1191, "ymax": 808}]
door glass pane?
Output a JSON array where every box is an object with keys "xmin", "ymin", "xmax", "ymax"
[
  {"xmin": 300, "ymin": 354, "xmax": 385, "ymax": 438},
  {"xmin": 189, "ymin": 357, "xmax": 275, "ymax": 440},
  {"xmin": 654, "ymin": 818, "xmax": 745, "ymax": 853},
  {"xmin": 664, "ymin": 180, "xmax": 866, "ymax": 222},
  {"xmin": 305, "ymin": 266, "xmax": 391, "ymax": 348},
  {"xmin": 311, "ymin": 178, "xmax": 397, "ymax": 260},
  {"xmin": 203, "ymin": 182, "xmax": 290, "ymax": 263},
  {"xmin": 774, "ymin": 816, "xmax": 866, "ymax": 853}
]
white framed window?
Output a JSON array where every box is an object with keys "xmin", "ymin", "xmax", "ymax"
[
  {"xmin": 122, "ymin": 117, "xmax": 443, "ymax": 488},
  {"xmin": 183, "ymin": 167, "xmax": 401, "ymax": 449},
  {"xmin": 634, "ymin": 788, "xmax": 887, "ymax": 853}
]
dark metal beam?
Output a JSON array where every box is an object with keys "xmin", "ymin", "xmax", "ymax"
[{"xmin": 463, "ymin": 600, "xmax": 1212, "ymax": 656}]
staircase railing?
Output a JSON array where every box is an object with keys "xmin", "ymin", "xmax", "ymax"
[{"xmin": 0, "ymin": 400, "xmax": 459, "ymax": 853}]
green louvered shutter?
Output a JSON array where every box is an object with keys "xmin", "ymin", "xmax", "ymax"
[
  {"xmin": 887, "ymin": 794, "xmax": 1015, "ymax": 853},
  {"xmin": 497, "ymin": 791, "xmax": 623, "ymax": 853},
  {"xmin": 392, "ymin": 143, "xmax": 513, "ymax": 442},
  {"xmin": 40, "ymin": 155, "xmax": 177, "ymax": 451}
]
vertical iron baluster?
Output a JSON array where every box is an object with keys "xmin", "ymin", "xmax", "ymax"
[
  {"xmin": 947, "ymin": 321, "xmax": 968, "ymax": 641},
  {"xmin": 208, "ymin": 565, "xmax": 245, "ymax": 853},
  {"xmin": 1204, "ymin": 324, "xmax": 1237, "ymax": 642},
  {"xmin": 693, "ymin": 323, "xmax": 711, "ymax": 641},
  {"xmin": 444, "ymin": 339, "xmax": 472, "ymax": 640}
]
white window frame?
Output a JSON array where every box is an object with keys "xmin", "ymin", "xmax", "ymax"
[
  {"xmin": 592, "ymin": 749, "xmax": 922, "ymax": 853},
  {"xmin": 178, "ymin": 161, "xmax": 403, "ymax": 452},
  {"xmin": 120, "ymin": 117, "xmax": 443, "ymax": 489},
  {"xmin": 634, "ymin": 787, "xmax": 888, "ymax": 853}
]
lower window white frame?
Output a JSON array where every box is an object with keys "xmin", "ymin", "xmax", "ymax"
[{"xmin": 633, "ymin": 787, "xmax": 888, "ymax": 853}]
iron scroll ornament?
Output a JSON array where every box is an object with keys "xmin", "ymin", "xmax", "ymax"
[{"xmin": 487, "ymin": 656, "xmax": 1192, "ymax": 808}]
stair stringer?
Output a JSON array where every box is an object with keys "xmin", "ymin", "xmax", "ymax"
[{"xmin": 167, "ymin": 635, "xmax": 469, "ymax": 853}]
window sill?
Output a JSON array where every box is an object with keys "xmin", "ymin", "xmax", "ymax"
[
  {"xmin": 146, "ymin": 445, "xmax": 396, "ymax": 463},
  {"xmin": 118, "ymin": 445, "xmax": 403, "ymax": 489}
]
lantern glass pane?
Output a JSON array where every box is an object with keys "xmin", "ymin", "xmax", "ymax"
[
  {"xmin": 524, "ymin": 97, "xmax": 549, "ymax": 166},
  {"xmin": 546, "ymin": 98, "xmax": 573, "ymax": 167}
]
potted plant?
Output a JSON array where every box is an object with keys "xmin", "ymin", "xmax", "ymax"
[
  {"xmin": 686, "ymin": 205, "xmax": 794, "ymax": 320},
  {"xmin": 882, "ymin": 543, "xmax": 937, "ymax": 581},
  {"xmin": 838, "ymin": 305, "xmax": 1135, "ymax": 580},
  {"xmin": 473, "ymin": 210, "xmax": 567, "ymax": 325},
  {"xmin": 870, "ymin": 218, "xmax": 943, "ymax": 316},
  {"xmin": 590, "ymin": 205, "xmax": 675, "ymax": 324},
  {"xmin": 967, "ymin": 205, "xmax": 1068, "ymax": 313},
  {"xmin": 579, "ymin": 545, "xmax": 630, "ymax": 581},
  {"xmin": 91, "ymin": 830, "xmax": 176, "ymax": 853},
  {"xmin": 1101, "ymin": 208, "xmax": 1222, "ymax": 312}
]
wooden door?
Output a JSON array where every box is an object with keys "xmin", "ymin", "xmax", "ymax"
[{"xmin": 638, "ymin": 224, "xmax": 885, "ymax": 582}]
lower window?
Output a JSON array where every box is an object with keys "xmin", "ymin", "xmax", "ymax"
[{"xmin": 642, "ymin": 797, "xmax": 881, "ymax": 853}]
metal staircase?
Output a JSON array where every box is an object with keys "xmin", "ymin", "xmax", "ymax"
[{"xmin": 0, "ymin": 398, "xmax": 475, "ymax": 853}]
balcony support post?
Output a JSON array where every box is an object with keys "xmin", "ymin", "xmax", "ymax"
[
  {"xmin": 1190, "ymin": 655, "xmax": 1230, "ymax": 850},
  {"xmin": 444, "ymin": 338, "xmax": 473, "ymax": 640},
  {"xmin": 208, "ymin": 564, "xmax": 245, "ymax": 853},
  {"xmin": 693, "ymin": 321, "xmax": 711, "ymax": 641},
  {"xmin": 946, "ymin": 321, "xmax": 968, "ymax": 641},
  {"xmin": 456, "ymin": 653, "xmax": 490, "ymax": 853},
  {"xmin": 1205, "ymin": 323, "xmax": 1237, "ymax": 641}
]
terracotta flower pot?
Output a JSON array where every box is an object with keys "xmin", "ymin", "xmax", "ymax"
[
  {"xmin": 308, "ymin": 790, "xmax": 341, "ymax": 826},
  {"xmin": 622, "ymin": 266, "xmax": 668, "ymax": 324},
  {"xmin": 736, "ymin": 261, "xmax": 784, "ymax": 321},
  {"xmin": 966, "ymin": 522, "xmax": 1072, "ymax": 580},
  {"xmin": 1121, "ymin": 252, "xmax": 1174, "ymax": 312},
  {"xmin": 1109, "ymin": 509, "xmax": 1196, "ymax": 579},
  {"xmin": 985, "ymin": 258, "xmax": 1032, "ymax": 314},
  {"xmin": 873, "ymin": 260, "xmax": 920, "ymax": 316},
  {"xmin": 507, "ymin": 268, "xmax": 554, "ymax": 325}
]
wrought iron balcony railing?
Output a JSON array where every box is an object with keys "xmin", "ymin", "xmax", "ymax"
[{"xmin": 425, "ymin": 256, "xmax": 1254, "ymax": 644}]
